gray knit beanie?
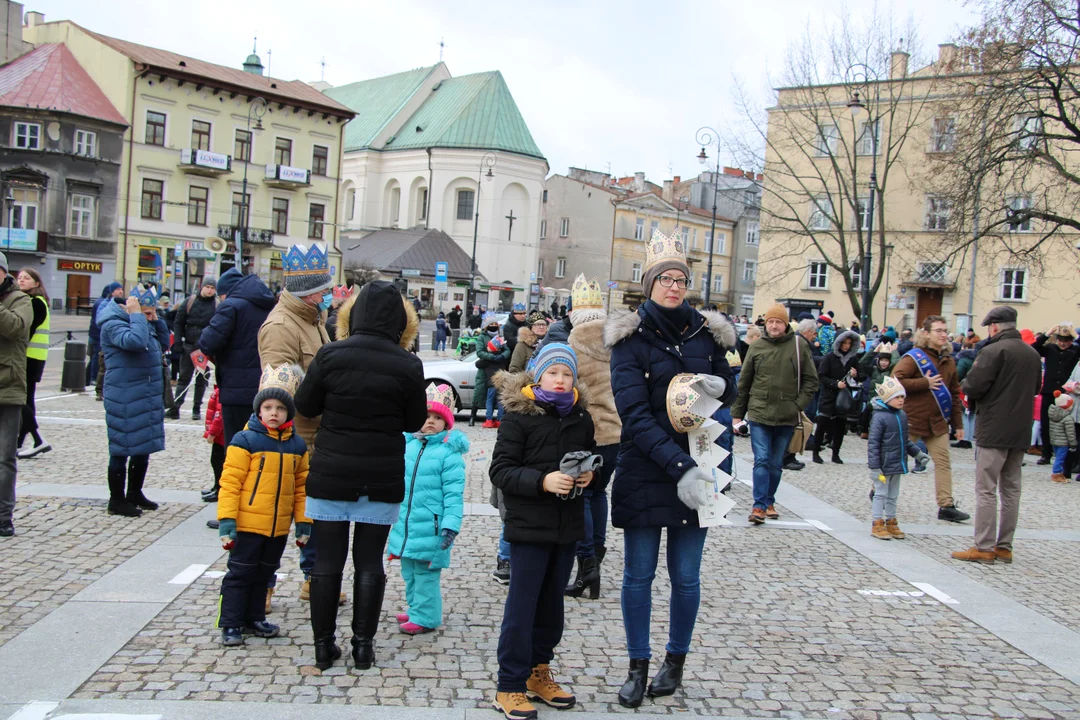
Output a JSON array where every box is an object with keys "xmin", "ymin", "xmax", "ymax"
[{"xmin": 642, "ymin": 259, "xmax": 691, "ymax": 296}]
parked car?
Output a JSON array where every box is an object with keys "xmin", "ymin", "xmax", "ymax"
[{"xmin": 422, "ymin": 351, "xmax": 478, "ymax": 413}]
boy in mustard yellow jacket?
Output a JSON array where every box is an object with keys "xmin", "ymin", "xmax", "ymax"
[{"xmin": 217, "ymin": 364, "xmax": 310, "ymax": 646}]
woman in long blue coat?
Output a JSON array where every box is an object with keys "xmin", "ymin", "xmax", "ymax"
[{"xmin": 98, "ymin": 285, "xmax": 170, "ymax": 517}]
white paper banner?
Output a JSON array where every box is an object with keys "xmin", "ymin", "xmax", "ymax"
[{"xmin": 669, "ymin": 373, "xmax": 736, "ymax": 527}]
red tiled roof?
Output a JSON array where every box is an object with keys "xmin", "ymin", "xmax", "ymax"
[
  {"xmin": 0, "ymin": 44, "xmax": 127, "ymax": 125},
  {"xmin": 81, "ymin": 26, "xmax": 354, "ymax": 117},
  {"xmin": 619, "ymin": 190, "xmax": 736, "ymax": 224}
]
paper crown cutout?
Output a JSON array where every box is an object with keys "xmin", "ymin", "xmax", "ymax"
[
  {"xmin": 571, "ymin": 274, "xmax": 604, "ymax": 310},
  {"xmin": 258, "ymin": 363, "xmax": 304, "ymax": 396},
  {"xmin": 283, "ymin": 243, "xmax": 330, "ymax": 277},
  {"xmin": 875, "ymin": 342, "xmax": 896, "ymax": 355},
  {"xmin": 512, "ymin": 303, "xmax": 526, "ymax": 312},
  {"xmin": 426, "ymin": 382, "xmax": 455, "ymax": 410},
  {"xmin": 130, "ymin": 283, "xmax": 158, "ymax": 307},
  {"xmin": 666, "ymin": 373, "xmax": 710, "ymax": 433},
  {"xmin": 644, "ymin": 227, "xmax": 687, "ymax": 273},
  {"xmin": 332, "ymin": 285, "xmax": 354, "ymax": 302}
]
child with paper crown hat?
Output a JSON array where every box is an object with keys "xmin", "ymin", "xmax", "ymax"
[
  {"xmin": 386, "ymin": 384, "xmax": 469, "ymax": 635},
  {"xmin": 867, "ymin": 377, "xmax": 930, "ymax": 540},
  {"xmin": 216, "ymin": 363, "xmax": 311, "ymax": 647},
  {"xmin": 488, "ymin": 342, "xmax": 596, "ymax": 718},
  {"xmin": 1048, "ymin": 390, "xmax": 1077, "ymax": 482}
]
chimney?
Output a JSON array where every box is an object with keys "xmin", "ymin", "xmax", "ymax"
[
  {"xmin": 723, "ymin": 166, "xmax": 742, "ymax": 177},
  {"xmin": 673, "ymin": 175, "xmax": 680, "ymax": 184},
  {"xmin": 937, "ymin": 43, "xmax": 958, "ymax": 73},
  {"xmin": 633, "ymin": 171, "xmax": 645, "ymax": 192},
  {"xmin": 662, "ymin": 180, "xmax": 673, "ymax": 203},
  {"xmin": 889, "ymin": 50, "xmax": 910, "ymax": 79},
  {"xmin": 24, "ymin": 11, "xmax": 44, "ymax": 27}
]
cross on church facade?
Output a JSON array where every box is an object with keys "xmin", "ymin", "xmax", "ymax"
[{"xmin": 505, "ymin": 210, "xmax": 516, "ymax": 242}]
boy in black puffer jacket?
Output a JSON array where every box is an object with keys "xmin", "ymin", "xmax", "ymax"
[
  {"xmin": 867, "ymin": 377, "xmax": 930, "ymax": 540},
  {"xmin": 489, "ymin": 343, "xmax": 595, "ymax": 720}
]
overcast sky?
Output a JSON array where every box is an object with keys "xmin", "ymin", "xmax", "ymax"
[{"xmin": 34, "ymin": 0, "xmax": 979, "ymax": 182}]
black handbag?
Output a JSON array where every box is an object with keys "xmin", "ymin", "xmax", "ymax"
[{"xmin": 836, "ymin": 387, "xmax": 854, "ymax": 414}]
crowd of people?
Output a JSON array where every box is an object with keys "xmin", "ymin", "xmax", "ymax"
[{"xmin": 0, "ymin": 231, "xmax": 1071, "ymax": 719}]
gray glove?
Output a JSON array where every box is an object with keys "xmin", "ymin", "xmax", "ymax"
[
  {"xmin": 697, "ymin": 374, "xmax": 727, "ymax": 399},
  {"xmin": 915, "ymin": 452, "xmax": 930, "ymax": 466},
  {"xmin": 677, "ymin": 467, "xmax": 713, "ymax": 511},
  {"xmin": 558, "ymin": 451, "xmax": 604, "ymax": 500},
  {"xmin": 869, "ymin": 469, "xmax": 885, "ymax": 484}
]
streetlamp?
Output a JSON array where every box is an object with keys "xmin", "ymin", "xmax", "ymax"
[
  {"xmin": 882, "ymin": 243, "xmax": 895, "ymax": 328},
  {"xmin": 846, "ymin": 63, "xmax": 881, "ymax": 333},
  {"xmin": 468, "ymin": 152, "xmax": 497, "ymax": 312},
  {"xmin": 236, "ymin": 96, "xmax": 267, "ymax": 272},
  {"xmin": 696, "ymin": 126, "xmax": 722, "ymax": 307},
  {"xmin": 2, "ymin": 192, "xmax": 13, "ymax": 253}
]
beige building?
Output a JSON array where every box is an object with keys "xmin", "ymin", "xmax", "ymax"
[
  {"xmin": 23, "ymin": 14, "xmax": 354, "ymax": 296},
  {"xmin": 754, "ymin": 44, "xmax": 1080, "ymax": 333}
]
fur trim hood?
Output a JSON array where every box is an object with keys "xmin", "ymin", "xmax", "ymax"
[
  {"xmin": 518, "ymin": 326, "xmax": 539, "ymax": 349},
  {"xmin": 832, "ymin": 330, "xmax": 862, "ymax": 364},
  {"xmin": 603, "ymin": 307, "xmax": 737, "ymax": 350},
  {"xmin": 568, "ymin": 318, "xmax": 608, "ymax": 362},
  {"xmin": 494, "ymin": 370, "xmax": 589, "ymax": 416},
  {"xmin": 335, "ymin": 283, "xmax": 419, "ymax": 350}
]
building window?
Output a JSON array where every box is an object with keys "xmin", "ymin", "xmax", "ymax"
[
  {"xmin": 272, "ymin": 198, "xmax": 289, "ymax": 234},
  {"xmin": 686, "ymin": 272, "xmax": 694, "ymax": 290},
  {"xmin": 538, "ymin": 260, "xmax": 544, "ymax": 279},
  {"xmin": 187, "ymin": 186, "xmax": 208, "ymax": 226},
  {"xmin": 555, "ymin": 257, "xmax": 566, "ymax": 278},
  {"xmin": 7, "ymin": 188, "xmax": 38, "ymax": 229},
  {"xmin": 75, "ymin": 130, "xmax": 96, "ymax": 157},
  {"xmin": 14, "ymin": 122, "xmax": 41, "ymax": 150},
  {"xmin": 540, "ymin": 220, "xmax": 546, "ymax": 239},
  {"xmin": 634, "ymin": 217, "xmax": 644, "ymax": 240},
  {"xmin": 650, "ymin": 220, "xmax": 659, "ymax": 239},
  {"xmin": 1008, "ymin": 195, "xmax": 1032, "ymax": 232},
  {"xmin": 930, "ymin": 117, "xmax": 955, "ymax": 153},
  {"xmin": 743, "ymin": 259, "xmax": 757, "ymax": 283},
  {"xmin": 1001, "ymin": 268, "xmax": 1027, "ymax": 301},
  {"xmin": 808, "ymin": 261, "xmax": 828, "ymax": 289},
  {"xmin": 232, "ymin": 192, "xmax": 250, "ymax": 227},
  {"xmin": 815, "ymin": 124, "xmax": 838, "ymax": 156},
  {"xmin": 700, "ymin": 272, "xmax": 709, "ymax": 290},
  {"xmin": 274, "ymin": 137, "xmax": 292, "ymax": 166},
  {"xmin": 925, "ymin": 196, "xmax": 951, "ymax": 230},
  {"xmin": 810, "ymin": 197, "xmax": 833, "ymax": 230},
  {"xmin": 713, "ymin": 274, "xmax": 723, "ymax": 293},
  {"xmin": 308, "ymin": 203, "xmax": 325, "ymax": 239},
  {"xmin": 692, "ymin": 228, "xmax": 698, "ymax": 249},
  {"xmin": 456, "ymin": 189, "xmax": 474, "ymax": 221},
  {"xmin": 1016, "ymin": 115, "xmax": 1042, "ymax": 151},
  {"xmin": 145, "ymin": 111, "xmax": 166, "ymax": 146},
  {"xmin": 69, "ymin": 194, "xmax": 94, "ymax": 238},
  {"xmin": 347, "ymin": 188, "xmax": 356, "ymax": 221},
  {"xmin": 312, "ymin": 145, "xmax": 329, "ymax": 176},
  {"xmin": 559, "ymin": 217, "xmax": 570, "ymax": 237},
  {"xmin": 850, "ymin": 261, "xmax": 863, "ymax": 290},
  {"xmin": 389, "ymin": 187, "xmax": 401, "ymax": 222},
  {"xmin": 141, "ymin": 179, "xmax": 163, "ymax": 220},
  {"xmin": 857, "ymin": 120, "xmax": 879, "ymax": 156},
  {"xmin": 857, "ymin": 198, "xmax": 872, "ymax": 231},
  {"xmin": 418, "ymin": 187, "xmax": 428, "ymax": 221},
  {"xmin": 745, "ymin": 221, "xmax": 759, "ymax": 245},
  {"xmin": 681, "ymin": 227, "xmax": 689, "ymax": 245},
  {"xmin": 191, "ymin": 120, "xmax": 211, "ymax": 151},
  {"xmin": 234, "ymin": 129, "xmax": 252, "ymax": 162},
  {"xmin": 542, "ymin": 189, "xmax": 548, "ymax": 203},
  {"xmin": 915, "ymin": 262, "xmax": 948, "ymax": 283},
  {"xmin": 631, "ymin": 262, "xmax": 642, "ymax": 283},
  {"xmin": 716, "ymin": 232, "xmax": 726, "ymax": 255}
]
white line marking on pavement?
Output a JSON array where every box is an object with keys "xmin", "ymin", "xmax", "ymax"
[
  {"xmin": 859, "ymin": 589, "xmax": 924, "ymax": 597},
  {"xmin": 910, "ymin": 582, "xmax": 959, "ymax": 605},
  {"xmin": 762, "ymin": 520, "xmax": 813, "ymax": 529},
  {"xmin": 35, "ymin": 393, "xmax": 87, "ymax": 402},
  {"xmin": 51, "ymin": 714, "xmax": 163, "ymax": 719},
  {"xmin": 168, "ymin": 564, "xmax": 210, "ymax": 585},
  {"xmin": 201, "ymin": 571, "xmax": 226, "ymax": 579},
  {"xmin": 805, "ymin": 519, "xmax": 832, "ymax": 531},
  {"xmin": 8, "ymin": 701, "xmax": 60, "ymax": 720}
]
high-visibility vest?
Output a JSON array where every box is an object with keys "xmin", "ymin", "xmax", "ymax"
[{"xmin": 27, "ymin": 296, "xmax": 50, "ymax": 361}]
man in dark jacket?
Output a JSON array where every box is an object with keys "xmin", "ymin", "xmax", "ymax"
[
  {"xmin": 953, "ymin": 306, "xmax": 1042, "ymax": 564},
  {"xmin": 467, "ymin": 306, "xmax": 484, "ymax": 330},
  {"xmin": 168, "ymin": 278, "xmax": 218, "ymax": 419},
  {"xmin": 448, "ymin": 305, "xmax": 462, "ymax": 331},
  {"xmin": 1032, "ymin": 324, "xmax": 1080, "ymax": 463},
  {"xmin": 502, "ymin": 304, "xmax": 528, "ymax": 355},
  {"xmin": 897, "ymin": 329, "xmax": 914, "ymax": 356},
  {"xmin": 198, "ymin": 269, "xmax": 276, "ymax": 445},
  {"xmin": 89, "ymin": 282, "xmax": 123, "ymax": 398},
  {"xmin": 0, "ymin": 252, "xmax": 32, "ymax": 536}
]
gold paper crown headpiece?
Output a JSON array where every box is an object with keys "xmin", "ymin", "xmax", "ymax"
[
  {"xmin": 425, "ymin": 382, "xmax": 456, "ymax": 410},
  {"xmin": 258, "ymin": 363, "xmax": 304, "ymax": 397},
  {"xmin": 644, "ymin": 227, "xmax": 687, "ymax": 273},
  {"xmin": 571, "ymin": 274, "xmax": 604, "ymax": 311}
]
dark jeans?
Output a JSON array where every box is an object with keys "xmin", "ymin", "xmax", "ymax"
[
  {"xmin": 87, "ymin": 343, "xmax": 99, "ymax": 387},
  {"xmin": 576, "ymin": 444, "xmax": 617, "ymax": 558},
  {"xmin": 1040, "ymin": 392, "xmax": 1053, "ymax": 458},
  {"xmin": 497, "ymin": 541, "xmax": 576, "ymax": 691},
  {"xmin": 812, "ymin": 415, "xmax": 846, "ymax": 454},
  {"xmin": 173, "ymin": 346, "xmax": 206, "ymax": 411},
  {"xmin": 218, "ymin": 531, "xmax": 288, "ymax": 628},
  {"xmin": 0, "ymin": 405, "xmax": 20, "ymax": 524},
  {"xmin": 221, "ymin": 404, "xmax": 251, "ymax": 446},
  {"xmin": 485, "ymin": 387, "xmax": 505, "ymax": 422},
  {"xmin": 210, "ymin": 442, "xmax": 225, "ymax": 485},
  {"xmin": 19, "ymin": 379, "xmax": 39, "ymax": 446},
  {"xmin": 621, "ymin": 525, "xmax": 708, "ymax": 659},
  {"xmin": 748, "ymin": 421, "xmax": 795, "ymax": 510}
]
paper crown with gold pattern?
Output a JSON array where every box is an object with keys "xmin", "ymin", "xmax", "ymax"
[
  {"xmin": 426, "ymin": 382, "xmax": 457, "ymax": 430},
  {"xmin": 253, "ymin": 363, "xmax": 305, "ymax": 420},
  {"xmin": 570, "ymin": 274, "xmax": 606, "ymax": 325},
  {"xmin": 283, "ymin": 243, "xmax": 333, "ymax": 297},
  {"xmin": 644, "ymin": 227, "xmax": 688, "ymax": 273}
]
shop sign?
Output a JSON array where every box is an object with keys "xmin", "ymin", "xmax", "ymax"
[
  {"xmin": 181, "ymin": 149, "xmax": 231, "ymax": 171},
  {"xmin": 401, "ymin": 269, "xmax": 421, "ymax": 278},
  {"xmin": 267, "ymin": 164, "xmax": 310, "ymax": 184},
  {"xmin": 57, "ymin": 259, "xmax": 103, "ymax": 273},
  {"xmin": 0, "ymin": 227, "xmax": 38, "ymax": 252},
  {"xmin": 740, "ymin": 294, "xmax": 754, "ymax": 307}
]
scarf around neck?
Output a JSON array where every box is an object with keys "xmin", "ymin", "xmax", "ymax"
[
  {"xmin": 644, "ymin": 299, "xmax": 694, "ymax": 343},
  {"xmin": 524, "ymin": 384, "xmax": 578, "ymax": 417}
]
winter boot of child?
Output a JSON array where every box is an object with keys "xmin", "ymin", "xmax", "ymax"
[
  {"xmin": 351, "ymin": 572, "xmax": 386, "ymax": 670},
  {"xmin": 564, "ymin": 556, "xmax": 600, "ymax": 599},
  {"xmin": 871, "ymin": 519, "xmax": 892, "ymax": 540},
  {"xmin": 1051, "ymin": 473, "xmax": 1069, "ymax": 483},
  {"xmin": 618, "ymin": 658, "xmax": 649, "ymax": 708},
  {"xmin": 885, "ymin": 518, "xmax": 906, "ymax": 539},
  {"xmin": 310, "ymin": 574, "xmax": 343, "ymax": 669},
  {"xmin": 126, "ymin": 460, "xmax": 158, "ymax": 510},
  {"xmin": 526, "ymin": 663, "xmax": 576, "ymax": 708},
  {"xmin": 647, "ymin": 652, "xmax": 686, "ymax": 697},
  {"xmin": 107, "ymin": 463, "xmax": 141, "ymax": 517}
]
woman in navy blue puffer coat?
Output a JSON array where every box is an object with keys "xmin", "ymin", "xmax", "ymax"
[
  {"xmin": 604, "ymin": 235, "xmax": 738, "ymax": 708},
  {"xmin": 98, "ymin": 287, "xmax": 170, "ymax": 517}
]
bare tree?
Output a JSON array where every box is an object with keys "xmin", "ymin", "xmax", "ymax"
[
  {"xmin": 729, "ymin": 11, "xmax": 936, "ymax": 326},
  {"xmin": 344, "ymin": 261, "xmax": 382, "ymax": 288}
]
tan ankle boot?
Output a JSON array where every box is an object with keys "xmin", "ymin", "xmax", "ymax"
[
  {"xmin": 871, "ymin": 519, "xmax": 892, "ymax": 540},
  {"xmin": 1051, "ymin": 473, "xmax": 1069, "ymax": 483},
  {"xmin": 885, "ymin": 518, "xmax": 906, "ymax": 539}
]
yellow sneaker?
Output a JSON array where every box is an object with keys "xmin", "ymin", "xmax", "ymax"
[
  {"xmin": 526, "ymin": 663, "xmax": 576, "ymax": 709},
  {"xmin": 492, "ymin": 691, "xmax": 537, "ymax": 720},
  {"xmin": 299, "ymin": 579, "xmax": 310, "ymax": 601}
]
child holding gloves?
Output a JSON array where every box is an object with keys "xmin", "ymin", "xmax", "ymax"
[{"xmin": 867, "ymin": 376, "xmax": 930, "ymax": 540}]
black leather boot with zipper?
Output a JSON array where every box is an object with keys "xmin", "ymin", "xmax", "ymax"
[
  {"xmin": 647, "ymin": 652, "xmax": 686, "ymax": 697},
  {"xmin": 351, "ymin": 572, "xmax": 386, "ymax": 670},
  {"xmin": 310, "ymin": 573, "xmax": 343, "ymax": 670},
  {"xmin": 618, "ymin": 658, "xmax": 649, "ymax": 708}
]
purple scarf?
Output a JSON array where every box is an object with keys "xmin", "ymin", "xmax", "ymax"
[{"xmin": 533, "ymin": 387, "xmax": 576, "ymax": 417}]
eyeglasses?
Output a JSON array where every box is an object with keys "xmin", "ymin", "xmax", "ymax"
[
  {"xmin": 656, "ymin": 275, "xmax": 688, "ymax": 289},
  {"xmin": 531, "ymin": 322, "xmax": 548, "ymax": 329},
  {"xmin": 930, "ymin": 328, "xmax": 949, "ymax": 334}
]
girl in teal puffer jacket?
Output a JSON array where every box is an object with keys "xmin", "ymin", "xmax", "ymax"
[{"xmin": 387, "ymin": 383, "xmax": 469, "ymax": 634}]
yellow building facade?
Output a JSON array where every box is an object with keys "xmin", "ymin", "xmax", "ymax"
[
  {"xmin": 23, "ymin": 16, "xmax": 354, "ymax": 296},
  {"xmin": 753, "ymin": 46, "xmax": 1080, "ymax": 333},
  {"xmin": 609, "ymin": 193, "xmax": 736, "ymax": 309}
]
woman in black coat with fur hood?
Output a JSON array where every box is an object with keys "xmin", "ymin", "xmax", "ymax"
[{"xmin": 811, "ymin": 329, "xmax": 862, "ymax": 464}]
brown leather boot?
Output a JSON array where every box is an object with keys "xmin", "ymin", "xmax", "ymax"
[
  {"xmin": 871, "ymin": 519, "xmax": 892, "ymax": 540},
  {"xmin": 885, "ymin": 518, "xmax": 906, "ymax": 539},
  {"xmin": 951, "ymin": 546, "xmax": 995, "ymax": 563},
  {"xmin": 1051, "ymin": 473, "xmax": 1069, "ymax": 483}
]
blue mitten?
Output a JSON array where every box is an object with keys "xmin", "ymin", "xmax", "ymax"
[
  {"xmin": 218, "ymin": 518, "xmax": 237, "ymax": 550},
  {"xmin": 439, "ymin": 528, "xmax": 458, "ymax": 550}
]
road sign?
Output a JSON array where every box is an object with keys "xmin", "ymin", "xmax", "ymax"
[
  {"xmin": 607, "ymin": 281, "xmax": 618, "ymax": 289},
  {"xmin": 434, "ymin": 261, "xmax": 448, "ymax": 296}
]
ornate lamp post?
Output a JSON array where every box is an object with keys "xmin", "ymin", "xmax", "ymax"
[
  {"xmin": 845, "ymin": 64, "xmax": 881, "ymax": 332},
  {"xmin": 468, "ymin": 152, "xmax": 497, "ymax": 311},
  {"xmin": 236, "ymin": 96, "xmax": 267, "ymax": 271},
  {"xmin": 696, "ymin": 126, "xmax": 722, "ymax": 307}
]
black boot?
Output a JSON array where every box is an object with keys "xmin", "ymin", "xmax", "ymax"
[
  {"xmin": 812, "ymin": 450, "xmax": 824, "ymax": 464},
  {"xmin": 831, "ymin": 450, "xmax": 844, "ymax": 465},
  {"xmin": 351, "ymin": 572, "xmax": 386, "ymax": 670},
  {"xmin": 107, "ymin": 463, "xmax": 141, "ymax": 517},
  {"xmin": 469, "ymin": 407, "xmax": 478, "ymax": 428},
  {"xmin": 309, "ymin": 574, "xmax": 343, "ymax": 670},
  {"xmin": 647, "ymin": 652, "xmax": 686, "ymax": 697},
  {"xmin": 564, "ymin": 556, "xmax": 600, "ymax": 599},
  {"xmin": 126, "ymin": 460, "xmax": 158, "ymax": 510},
  {"xmin": 595, "ymin": 544, "xmax": 607, "ymax": 564},
  {"xmin": 618, "ymin": 658, "xmax": 649, "ymax": 708}
]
